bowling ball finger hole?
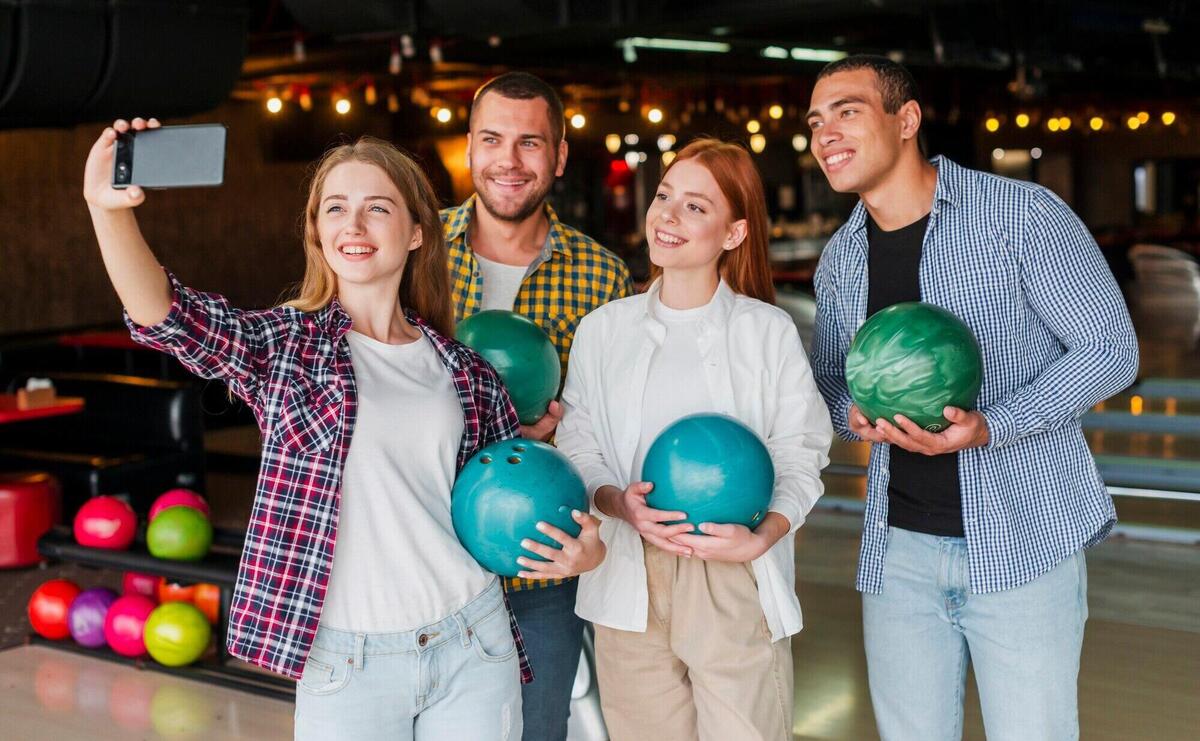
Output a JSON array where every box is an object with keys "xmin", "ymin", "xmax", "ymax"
[
  {"xmin": 507, "ymin": 456, "xmax": 522, "ymax": 464},
  {"xmin": 512, "ymin": 444, "xmax": 527, "ymax": 453},
  {"xmin": 480, "ymin": 455, "xmax": 493, "ymax": 464}
]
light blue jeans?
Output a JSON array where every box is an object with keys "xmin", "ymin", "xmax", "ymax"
[
  {"xmin": 863, "ymin": 527, "xmax": 1088, "ymax": 741},
  {"xmin": 294, "ymin": 578, "xmax": 522, "ymax": 741}
]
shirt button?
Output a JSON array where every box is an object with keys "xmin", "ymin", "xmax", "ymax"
[
  {"xmin": 877, "ymin": 521, "xmax": 886, "ymax": 529},
  {"xmin": 418, "ymin": 634, "xmax": 428, "ymax": 647}
]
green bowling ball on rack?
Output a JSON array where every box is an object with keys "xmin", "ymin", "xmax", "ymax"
[
  {"xmin": 143, "ymin": 602, "xmax": 211, "ymax": 667},
  {"xmin": 146, "ymin": 506, "xmax": 213, "ymax": 561},
  {"xmin": 845, "ymin": 302, "xmax": 984, "ymax": 433},
  {"xmin": 456, "ymin": 310, "xmax": 561, "ymax": 425}
]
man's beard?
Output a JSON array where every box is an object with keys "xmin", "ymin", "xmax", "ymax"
[{"xmin": 474, "ymin": 171, "xmax": 555, "ymax": 223}]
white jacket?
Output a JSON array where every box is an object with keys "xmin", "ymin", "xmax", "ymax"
[{"xmin": 557, "ymin": 279, "xmax": 833, "ymax": 641}]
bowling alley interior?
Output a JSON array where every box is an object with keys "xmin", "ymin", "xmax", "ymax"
[{"xmin": 1, "ymin": 2, "xmax": 1198, "ymax": 740}]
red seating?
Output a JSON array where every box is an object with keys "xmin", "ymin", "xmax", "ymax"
[{"xmin": 0, "ymin": 472, "xmax": 60, "ymax": 568}]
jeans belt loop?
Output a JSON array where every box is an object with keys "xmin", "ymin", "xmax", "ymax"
[
  {"xmin": 453, "ymin": 609, "xmax": 471, "ymax": 648},
  {"xmin": 353, "ymin": 633, "xmax": 366, "ymax": 670}
]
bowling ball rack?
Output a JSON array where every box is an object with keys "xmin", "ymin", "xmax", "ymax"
[{"xmin": 31, "ymin": 526, "xmax": 294, "ymax": 700}]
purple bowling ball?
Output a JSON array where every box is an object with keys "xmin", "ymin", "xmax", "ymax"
[{"xmin": 68, "ymin": 588, "xmax": 118, "ymax": 648}]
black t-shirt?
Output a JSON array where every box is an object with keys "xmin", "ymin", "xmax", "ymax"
[{"xmin": 865, "ymin": 213, "xmax": 964, "ymax": 537}]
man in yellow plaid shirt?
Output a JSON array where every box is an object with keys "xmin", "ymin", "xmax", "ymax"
[{"xmin": 442, "ymin": 71, "xmax": 632, "ymax": 741}]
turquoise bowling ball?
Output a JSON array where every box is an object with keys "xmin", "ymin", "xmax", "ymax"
[
  {"xmin": 456, "ymin": 310, "xmax": 561, "ymax": 424},
  {"xmin": 452, "ymin": 440, "xmax": 587, "ymax": 577},
  {"xmin": 641, "ymin": 414, "xmax": 775, "ymax": 534},
  {"xmin": 845, "ymin": 302, "xmax": 983, "ymax": 433}
]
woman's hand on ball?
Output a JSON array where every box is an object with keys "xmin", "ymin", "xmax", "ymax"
[
  {"xmin": 614, "ymin": 482, "xmax": 695, "ymax": 557},
  {"xmin": 670, "ymin": 512, "xmax": 789, "ymax": 563},
  {"xmin": 515, "ymin": 509, "xmax": 606, "ymax": 579}
]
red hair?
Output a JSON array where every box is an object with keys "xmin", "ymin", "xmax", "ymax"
[{"xmin": 651, "ymin": 138, "xmax": 775, "ymax": 303}]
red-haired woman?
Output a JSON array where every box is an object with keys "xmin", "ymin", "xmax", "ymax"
[
  {"xmin": 556, "ymin": 138, "xmax": 833, "ymax": 740},
  {"xmin": 83, "ymin": 118, "xmax": 527, "ymax": 740}
]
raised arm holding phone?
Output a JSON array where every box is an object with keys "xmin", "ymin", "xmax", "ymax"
[{"xmin": 84, "ymin": 117, "xmax": 531, "ymax": 741}]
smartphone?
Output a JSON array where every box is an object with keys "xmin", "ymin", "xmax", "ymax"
[{"xmin": 112, "ymin": 123, "xmax": 227, "ymax": 189}]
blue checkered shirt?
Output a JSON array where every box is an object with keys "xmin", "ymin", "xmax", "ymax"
[{"xmin": 812, "ymin": 156, "xmax": 1139, "ymax": 595}]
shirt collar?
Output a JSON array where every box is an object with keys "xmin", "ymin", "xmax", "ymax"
[
  {"xmin": 642, "ymin": 277, "xmax": 736, "ymax": 329},
  {"xmin": 844, "ymin": 154, "xmax": 960, "ymax": 234},
  {"xmin": 447, "ymin": 194, "xmax": 573, "ymax": 260},
  {"xmin": 322, "ymin": 300, "xmax": 465, "ymax": 370}
]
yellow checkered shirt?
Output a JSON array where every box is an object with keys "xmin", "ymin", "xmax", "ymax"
[{"xmin": 443, "ymin": 195, "xmax": 633, "ymax": 591}]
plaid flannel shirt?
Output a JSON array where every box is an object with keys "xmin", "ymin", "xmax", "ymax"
[
  {"xmin": 127, "ymin": 272, "xmax": 532, "ymax": 683},
  {"xmin": 443, "ymin": 195, "xmax": 633, "ymax": 592}
]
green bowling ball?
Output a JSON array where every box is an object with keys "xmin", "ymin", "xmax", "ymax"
[
  {"xmin": 144, "ymin": 602, "xmax": 211, "ymax": 667},
  {"xmin": 146, "ymin": 506, "xmax": 213, "ymax": 561},
  {"xmin": 845, "ymin": 302, "xmax": 983, "ymax": 433},
  {"xmin": 457, "ymin": 310, "xmax": 561, "ymax": 424}
]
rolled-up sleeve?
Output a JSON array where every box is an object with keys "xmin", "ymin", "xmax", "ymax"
[
  {"xmin": 765, "ymin": 316, "xmax": 833, "ymax": 533},
  {"xmin": 556, "ymin": 314, "xmax": 624, "ymax": 519},
  {"xmin": 981, "ymin": 191, "xmax": 1139, "ymax": 449},
  {"xmin": 124, "ymin": 270, "xmax": 288, "ymax": 405},
  {"xmin": 811, "ymin": 251, "xmax": 861, "ymax": 442}
]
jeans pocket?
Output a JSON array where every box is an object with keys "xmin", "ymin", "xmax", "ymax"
[
  {"xmin": 297, "ymin": 650, "xmax": 352, "ymax": 696},
  {"xmin": 468, "ymin": 605, "xmax": 518, "ymax": 664}
]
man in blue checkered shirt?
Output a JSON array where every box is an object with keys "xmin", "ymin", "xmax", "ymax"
[{"xmin": 808, "ymin": 56, "xmax": 1138, "ymax": 740}]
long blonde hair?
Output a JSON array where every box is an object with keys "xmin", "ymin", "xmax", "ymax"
[{"xmin": 286, "ymin": 137, "xmax": 454, "ymax": 337}]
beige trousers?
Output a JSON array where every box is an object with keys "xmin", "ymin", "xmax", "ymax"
[{"xmin": 594, "ymin": 541, "xmax": 794, "ymax": 741}]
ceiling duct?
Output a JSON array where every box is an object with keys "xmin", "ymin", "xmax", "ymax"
[
  {"xmin": 0, "ymin": 0, "xmax": 249, "ymax": 130},
  {"xmin": 0, "ymin": 0, "xmax": 108, "ymax": 126}
]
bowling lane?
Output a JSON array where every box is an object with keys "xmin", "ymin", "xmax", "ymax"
[
  {"xmin": 791, "ymin": 510, "xmax": 1200, "ymax": 740},
  {"xmin": 0, "ymin": 645, "xmax": 293, "ymax": 740},
  {"xmin": 823, "ymin": 430, "xmax": 1200, "ymax": 532}
]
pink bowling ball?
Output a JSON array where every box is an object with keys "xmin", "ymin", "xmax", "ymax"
[
  {"xmin": 122, "ymin": 572, "xmax": 159, "ymax": 601},
  {"xmin": 104, "ymin": 595, "xmax": 156, "ymax": 657},
  {"xmin": 73, "ymin": 496, "xmax": 137, "ymax": 550},
  {"xmin": 148, "ymin": 489, "xmax": 210, "ymax": 522}
]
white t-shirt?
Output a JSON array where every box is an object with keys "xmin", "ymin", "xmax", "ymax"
[
  {"xmin": 319, "ymin": 331, "xmax": 491, "ymax": 632},
  {"xmin": 475, "ymin": 253, "xmax": 528, "ymax": 311},
  {"xmin": 630, "ymin": 296, "xmax": 717, "ymax": 480}
]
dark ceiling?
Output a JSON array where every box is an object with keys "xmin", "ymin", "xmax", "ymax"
[
  {"xmin": 2, "ymin": 1, "xmax": 1195, "ymax": 129},
  {"xmin": 242, "ymin": 0, "xmax": 1200, "ymax": 104}
]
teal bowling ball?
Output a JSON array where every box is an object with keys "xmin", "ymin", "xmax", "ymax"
[
  {"xmin": 641, "ymin": 414, "xmax": 775, "ymax": 534},
  {"xmin": 452, "ymin": 440, "xmax": 588, "ymax": 577},
  {"xmin": 456, "ymin": 310, "xmax": 561, "ymax": 424},
  {"xmin": 845, "ymin": 302, "xmax": 984, "ymax": 433}
]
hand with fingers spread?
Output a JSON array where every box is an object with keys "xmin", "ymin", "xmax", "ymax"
[
  {"xmin": 520, "ymin": 400, "xmax": 563, "ymax": 442},
  {"xmin": 594, "ymin": 481, "xmax": 696, "ymax": 557},
  {"xmin": 84, "ymin": 117, "xmax": 161, "ymax": 211},
  {"xmin": 872, "ymin": 406, "xmax": 990, "ymax": 456},
  {"xmin": 514, "ymin": 509, "xmax": 606, "ymax": 579},
  {"xmin": 669, "ymin": 512, "xmax": 790, "ymax": 563}
]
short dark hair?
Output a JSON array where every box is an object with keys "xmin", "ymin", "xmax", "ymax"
[
  {"xmin": 471, "ymin": 71, "xmax": 565, "ymax": 143},
  {"xmin": 817, "ymin": 55, "xmax": 921, "ymax": 114}
]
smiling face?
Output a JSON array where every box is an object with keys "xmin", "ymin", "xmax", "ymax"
[
  {"xmin": 467, "ymin": 92, "xmax": 567, "ymax": 223},
  {"xmin": 807, "ymin": 68, "xmax": 918, "ymax": 195},
  {"xmin": 645, "ymin": 157, "xmax": 747, "ymax": 274},
  {"xmin": 316, "ymin": 160, "xmax": 422, "ymax": 290}
]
